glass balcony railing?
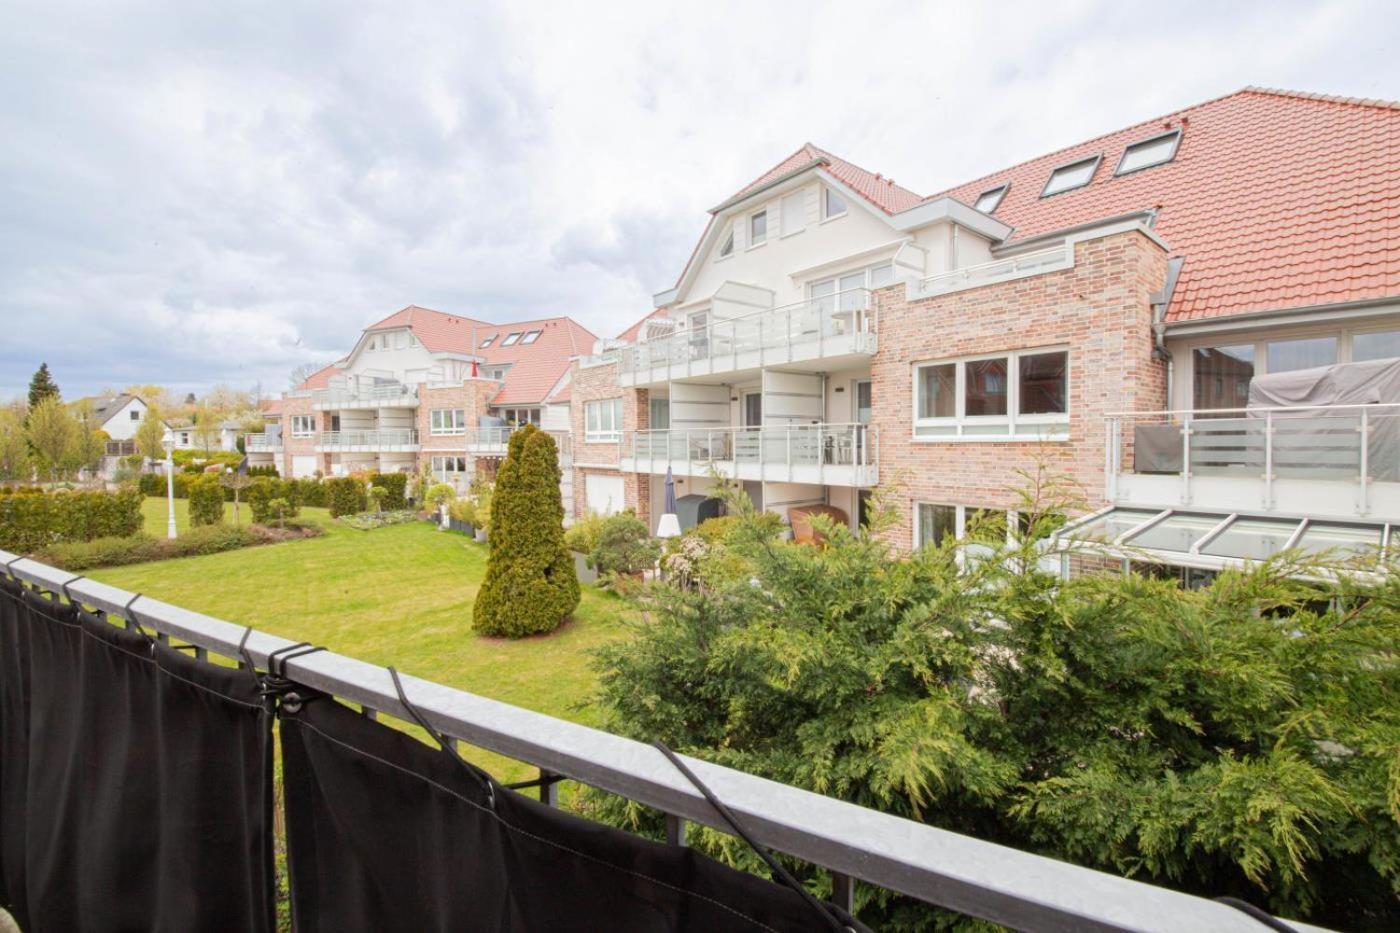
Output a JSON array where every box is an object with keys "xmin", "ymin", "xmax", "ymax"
[
  {"xmin": 618, "ymin": 289, "xmax": 875, "ymax": 376},
  {"xmin": 316, "ymin": 429, "xmax": 419, "ymax": 448},
  {"xmin": 913, "ymin": 245, "xmax": 1072, "ymax": 298},
  {"xmin": 624, "ymin": 423, "xmax": 876, "ymax": 471},
  {"xmin": 313, "ymin": 384, "xmax": 419, "ymax": 407},
  {"xmin": 243, "ymin": 434, "xmax": 282, "ymax": 452}
]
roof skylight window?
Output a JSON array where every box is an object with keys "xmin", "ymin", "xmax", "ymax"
[
  {"xmin": 480, "ymin": 334, "xmax": 496, "ymax": 348},
  {"xmin": 501, "ymin": 332, "xmax": 523, "ymax": 347},
  {"xmin": 520, "ymin": 330, "xmax": 542, "ymax": 345},
  {"xmin": 973, "ymin": 183, "xmax": 1008, "ymax": 213},
  {"xmin": 1041, "ymin": 155, "xmax": 1100, "ymax": 197},
  {"xmin": 1115, "ymin": 129, "xmax": 1182, "ymax": 175}
]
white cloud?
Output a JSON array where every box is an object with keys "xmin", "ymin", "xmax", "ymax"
[{"xmin": 1, "ymin": 0, "xmax": 1396, "ymax": 398}]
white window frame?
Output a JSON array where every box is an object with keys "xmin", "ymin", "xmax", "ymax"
[
  {"xmin": 780, "ymin": 191, "xmax": 806, "ymax": 236},
  {"xmin": 912, "ymin": 347, "xmax": 1070, "ymax": 441},
  {"xmin": 807, "ymin": 261, "xmax": 894, "ymax": 312},
  {"xmin": 748, "ymin": 209, "xmax": 768, "ymax": 247},
  {"xmin": 585, "ymin": 398, "xmax": 623, "ymax": 443},
  {"xmin": 290, "ymin": 415, "xmax": 317, "ymax": 438},
  {"xmin": 1114, "ymin": 129, "xmax": 1182, "ymax": 176},
  {"xmin": 480, "ymin": 334, "xmax": 496, "ymax": 348},
  {"xmin": 914, "ymin": 503, "xmax": 1016, "ymax": 552},
  {"xmin": 520, "ymin": 329, "xmax": 542, "ymax": 345},
  {"xmin": 973, "ymin": 183, "xmax": 1009, "ymax": 213},
  {"xmin": 717, "ymin": 225, "xmax": 734, "ymax": 260},
  {"xmin": 500, "ymin": 332, "xmax": 523, "ymax": 347},
  {"xmin": 431, "ymin": 455, "xmax": 468, "ymax": 479},
  {"xmin": 1041, "ymin": 155, "xmax": 1101, "ymax": 197},
  {"xmin": 430, "ymin": 408, "xmax": 466, "ymax": 435},
  {"xmin": 822, "ymin": 186, "xmax": 847, "ymax": 220}
]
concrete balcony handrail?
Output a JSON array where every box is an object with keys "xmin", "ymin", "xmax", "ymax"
[
  {"xmin": 627, "ymin": 422, "xmax": 877, "ymax": 469},
  {"xmin": 317, "ymin": 429, "xmax": 420, "ymax": 448},
  {"xmin": 620, "ymin": 288, "xmax": 874, "ymax": 375},
  {"xmin": 313, "ymin": 383, "xmax": 419, "ymax": 406},
  {"xmin": 243, "ymin": 433, "xmax": 282, "ymax": 451},
  {"xmin": 915, "ymin": 245, "xmax": 1072, "ymax": 296},
  {"xmin": 1105, "ymin": 402, "xmax": 1400, "ymax": 516},
  {"xmin": 0, "ymin": 549, "xmax": 1321, "ymax": 933}
]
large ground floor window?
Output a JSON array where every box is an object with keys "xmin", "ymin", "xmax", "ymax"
[{"xmin": 431, "ymin": 455, "xmax": 468, "ymax": 484}]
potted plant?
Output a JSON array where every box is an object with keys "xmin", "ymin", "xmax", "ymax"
[
  {"xmin": 589, "ymin": 511, "xmax": 660, "ymax": 586},
  {"xmin": 423, "ymin": 483, "xmax": 456, "ymax": 530},
  {"xmin": 562, "ymin": 512, "xmax": 605, "ymax": 584}
]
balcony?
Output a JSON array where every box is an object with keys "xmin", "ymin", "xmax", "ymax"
[
  {"xmin": 907, "ymin": 244, "xmax": 1072, "ymax": 301},
  {"xmin": 617, "ymin": 289, "xmax": 877, "ymax": 386},
  {"xmin": 244, "ymin": 433, "xmax": 282, "ymax": 453},
  {"xmin": 313, "ymin": 383, "xmax": 419, "ymax": 411},
  {"xmin": 463, "ymin": 426, "xmax": 571, "ymax": 459},
  {"xmin": 621, "ymin": 423, "xmax": 877, "ymax": 486},
  {"xmin": 1106, "ymin": 403, "xmax": 1400, "ymax": 521},
  {"xmin": 315, "ymin": 429, "xmax": 420, "ymax": 453}
]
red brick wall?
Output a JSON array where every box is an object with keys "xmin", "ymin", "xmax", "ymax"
[
  {"xmin": 279, "ymin": 394, "xmax": 320, "ymax": 476},
  {"xmin": 568, "ymin": 360, "xmax": 649, "ymax": 517},
  {"xmin": 417, "ymin": 379, "xmax": 499, "ymax": 455},
  {"xmin": 870, "ymin": 228, "xmax": 1169, "ymax": 549}
]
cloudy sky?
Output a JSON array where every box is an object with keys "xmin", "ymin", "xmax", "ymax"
[{"xmin": 2, "ymin": 0, "xmax": 1397, "ymax": 400}]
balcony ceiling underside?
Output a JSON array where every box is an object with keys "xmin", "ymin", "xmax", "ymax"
[{"xmin": 625, "ymin": 350, "xmax": 876, "ymax": 388}]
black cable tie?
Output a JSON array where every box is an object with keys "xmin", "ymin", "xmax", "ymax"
[
  {"xmin": 265, "ymin": 641, "xmax": 311, "ymax": 679},
  {"xmin": 389, "ymin": 666, "xmax": 495, "ymax": 808},
  {"xmin": 237, "ymin": 625, "xmax": 256, "ymax": 671},
  {"xmin": 1214, "ymin": 897, "xmax": 1299, "ymax": 932},
  {"xmin": 119, "ymin": 592, "xmax": 154, "ymax": 640},
  {"xmin": 58, "ymin": 573, "xmax": 84, "ymax": 605},
  {"xmin": 653, "ymin": 741, "xmax": 859, "ymax": 933},
  {"xmin": 504, "ymin": 773, "xmax": 568, "ymax": 792},
  {"xmin": 273, "ymin": 644, "xmax": 326, "ymax": 678}
]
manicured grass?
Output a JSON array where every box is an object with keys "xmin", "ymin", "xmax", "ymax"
[
  {"xmin": 97, "ymin": 500, "xmax": 635, "ymax": 782},
  {"xmin": 138, "ymin": 495, "xmax": 273, "ymax": 535}
]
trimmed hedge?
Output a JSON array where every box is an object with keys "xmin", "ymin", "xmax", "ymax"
[
  {"xmin": 245, "ymin": 477, "xmax": 302, "ymax": 524},
  {"xmin": 0, "ymin": 488, "xmax": 144, "ymax": 553},
  {"xmin": 139, "ymin": 471, "xmax": 192, "ymax": 498},
  {"xmin": 37, "ymin": 525, "xmax": 260, "ymax": 571},
  {"xmin": 187, "ymin": 476, "xmax": 225, "ymax": 527},
  {"xmin": 370, "ymin": 472, "xmax": 408, "ymax": 510},
  {"xmin": 289, "ymin": 477, "xmax": 328, "ymax": 508},
  {"xmin": 325, "ymin": 477, "xmax": 367, "ymax": 517}
]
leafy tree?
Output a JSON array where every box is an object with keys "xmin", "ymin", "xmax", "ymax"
[
  {"xmin": 0, "ymin": 403, "xmax": 30, "ymax": 481},
  {"xmin": 27, "ymin": 363, "xmax": 59, "ymax": 411},
  {"xmin": 220, "ymin": 470, "xmax": 253, "ymax": 527},
  {"xmin": 191, "ymin": 404, "xmax": 220, "ymax": 455},
  {"xmin": 69, "ymin": 399, "xmax": 109, "ymax": 477},
  {"xmin": 25, "ymin": 396, "xmax": 79, "ymax": 482},
  {"xmin": 589, "ymin": 483, "xmax": 1400, "ymax": 930},
  {"xmin": 135, "ymin": 405, "xmax": 167, "ymax": 463},
  {"xmin": 472, "ymin": 424, "xmax": 579, "ymax": 638}
]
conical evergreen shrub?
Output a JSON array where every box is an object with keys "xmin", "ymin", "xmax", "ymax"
[{"xmin": 472, "ymin": 424, "xmax": 580, "ymax": 637}]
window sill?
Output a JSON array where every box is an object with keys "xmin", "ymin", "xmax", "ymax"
[
  {"xmin": 819, "ymin": 212, "xmax": 847, "ymax": 225},
  {"xmin": 910, "ymin": 433, "xmax": 1070, "ymax": 444},
  {"xmin": 746, "ymin": 240, "xmax": 767, "ymax": 251},
  {"xmin": 779, "ymin": 227, "xmax": 805, "ymax": 239}
]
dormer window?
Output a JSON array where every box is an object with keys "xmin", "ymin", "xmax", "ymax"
[
  {"xmin": 501, "ymin": 332, "xmax": 523, "ymax": 347},
  {"xmin": 749, "ymin": 210, "xmax": 767, "ymax": 246},
  {"xmin": 480, "ymin": 334, "xmax": 496, "ymax": 348},
  {"xmin": 1115, "ymin": 129, "xmax": 1181, "ymax": 175},
  {"xmin": 973, "ymin": 184, "xmax": 1009, "ymax": 213},
  {"xmin": 823, "ymin": 187, "xmax": 847, "ymax": 219},
  {"xmin": 718, "ymin": 227, "xmax": 734, "ymax": 259},
  {"xmin": 1041, "ymin": 155, "xmax": 1100, "ymax": 197},
  {"xmin": 520, "ymin": 330, "xmax": 542, "ymax": 345}
]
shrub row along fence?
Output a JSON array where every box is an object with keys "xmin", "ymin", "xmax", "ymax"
[
  {"xmin": 0, "ymin": 549, "xmax": 1320, "ymax": 933},
  {"xmin": 0, "ymin": 489, "xmax": 143, "ymax": 553},
  {"xmin": 137, "ymin": 471, "xmax": 409, "ymax": 513}
]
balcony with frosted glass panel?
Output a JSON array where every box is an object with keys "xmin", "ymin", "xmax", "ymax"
[
  {"xmin": 314, "ymin": 429, "xmax": 420, "ymax": 453},
  {"xmin": 312, "ymin": 383, "xmax": 419, "ymax": 411},
  {"xmin": 621, "ymin": 423, "xmax": 877, "ymax": 487},
  {"xmin": 616, "ymin": 289, "xmax": 877, "ymax": 386}
]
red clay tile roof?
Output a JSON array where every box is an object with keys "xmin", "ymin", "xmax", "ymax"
[
  {"xmin": 258, "ymin": 398, "xmax": 282, "ymax": 416},
  {"xmin": 616, "ymin": 308, "xmax": 670, "ymax": 342},
  {"xmin": 365, "ymin": 305, "xmax": 598, "ymax": 406},
  {"xmin": 295, "ymin": 363, "xmax": 338, "ymax": 391},
  {"xmin": 932, "ymin": 87, "xmax": 1400, "ymax": 323},
  {"xmin": 728, "ymin": 143, "xmax": 925, "ymax": 215}
]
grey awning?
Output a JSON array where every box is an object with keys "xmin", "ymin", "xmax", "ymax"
[{"xmin": 1052, "ymin": 507, "xmax": 1391, "ymax": 572}]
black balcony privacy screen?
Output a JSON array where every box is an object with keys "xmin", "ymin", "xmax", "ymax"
[
  {"xmin": 0, "ymin": 579, "xmax": 276, "ymax": 933},
  {"xmin": 280, "ymin": 693, "xmax": 865, "ymax": 933}
]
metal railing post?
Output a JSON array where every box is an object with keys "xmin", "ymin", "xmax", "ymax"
[
  {"xmin": 1181, "ymin": 413, "xmax": 1193, "ymax": 505},
  {"xmin": 665, "ymin": 813, "xmax": 687, "ymax": 847},
  {"xmin": 786, "ymin": 305, "xmax": 793, "ymax": 364},
  {"xmin": 1359, "ymin": 408, "xmax": 1370, "ymax": 515},
  {"xmin": 831, "ymin": 871, "xmax": 855, "ymax": 914},
  {"xmin": 1264, "ymin": 411, "xmax": 1275, "ymax": 510},
  {"xmin": 816, "ymin": 422, "xmax": 824, "ymax": 484}
]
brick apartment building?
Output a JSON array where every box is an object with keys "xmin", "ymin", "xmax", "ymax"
[{"xmin": 565, "ymin": 88, "xmax": 1400, "ymax": 580}]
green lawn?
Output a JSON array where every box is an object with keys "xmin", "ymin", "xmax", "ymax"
[{"xmin": 94, "ymin": 498, "xmax": 635, "ymax": 782}]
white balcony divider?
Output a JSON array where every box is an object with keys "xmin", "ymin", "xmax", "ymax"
[
  {"xmin": 619, "ymin": 289, "xmax": 875, "ymax": 376},
  {"xmin": 317, "ymin": 429, "xmax": 419, "ymax": 448},
  {"xmin": 0, "ymin": 550, "xmax": 1325, "ymax": 933}
]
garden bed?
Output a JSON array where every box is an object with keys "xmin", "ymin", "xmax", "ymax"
[
  {"xmin": 36, "ymin": 521, "xmax": 321, "ymax": 571},
  {"xmin": 338, "ymin": 509, "xmax": 420, "ymax": 531}
]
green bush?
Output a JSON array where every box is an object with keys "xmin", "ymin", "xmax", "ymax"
[
  {"xmin": 447, "ymin": 498, "xmax": 476, "ymax": 524},
  {"xmin": 287, "ymin": 477, "xmax": 327, "ymax": 508},
  {"xmin": 38, "ymin": 524, "xmax": 264, "ymax": 571},
  {"xmin": 246, "ymin": 477, "xmax": 301, "ymax": 524},
  {"xmin": 0, "ymin": 488, "xmax": 144, "ymax": 553},
  {"xmin": 187, "ymin": 475, "xmax": 225, "ymax": 527},
  {"xmin": 591, "ymin": 485, "xmax": 1400, "ymax": 930},
  {"xmin": 339, "ymin": 509, "xmax": 419, "ymax": 531},
  {"xmin": 370, "ymin": 472, "xmax": 408, "ymax": 510},
  {"xmin": 325, "ymin": 477, "xmax": 367, "ymax": 517},
  {"xmin": 247, "ymin": 464, "xmax": 279, "ymax": 477},
  {"xmin": 139, "ymin": 471, "xmax": 192, "ymax": 498},
  {"xmin": 563, "ymin": 511, "xmax": 605, "ymax": 556},
  {"xmin": 472, "ymin": 425, "xmax": 579, "ymax": 638},
  {"xmin": 590, "ymin": 511, "xmax": 659, "ymax": 579}
]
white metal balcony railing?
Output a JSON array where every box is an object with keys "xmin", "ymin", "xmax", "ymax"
[
  {"xmin": 618, "ymin": 289, "xmax": 875, "ymax": 377},
  {"xmin": 243, "ymin": 433, "xmax": 282, "ymax": 452},
  {"xmin": 0, "ymin": 550, "xmax": 1317, "ymax": 933},
  {"xmin": 463, "ymin": 426, "xmax": 571, "ymax": 458},
  {"xmin": 625, "ymin": 423, "xmax": 877, "ymax": 472},
  {"xmin": 914, "ymin": 245, "xmax": 1073, "ymax": 298},
  {"xmin": 1107, "ymin": 402, "xmax": 1400, "ymax": 518},
  {"xmin": 313, "ymin": 383, "xmax": 419, "ymax": 408},
  {"xmin": 316, "ymin": 429, "xmax": 420, "ymax": 448}
]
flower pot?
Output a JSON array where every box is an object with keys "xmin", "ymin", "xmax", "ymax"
[
  {"xmin": 474, "ymin": 528, "xmax": 488, "ymax": 543},
  {"xmin": 572, "ymin": 550, "xmax": 598, "ymax": 584}
]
